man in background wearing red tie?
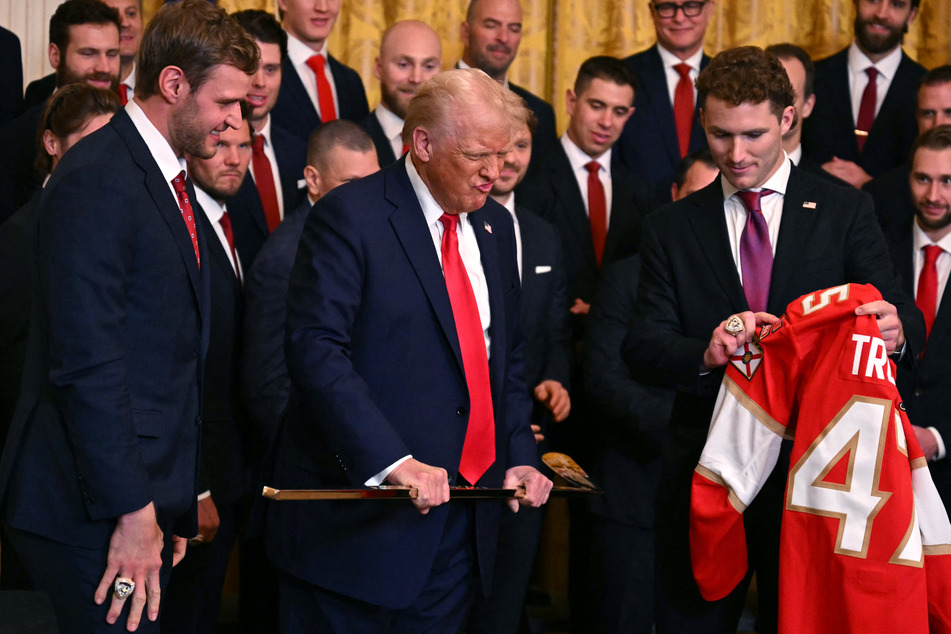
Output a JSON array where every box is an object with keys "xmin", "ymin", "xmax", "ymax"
[
  {"xmin": 616, "ymin": 0, "xmax": 714, "ymax": 203},
  {"xmin": 885, "ymin": 124, "xmax": 951, "ymax": 515},
  {"xmin": 624, "ymin": 46, "xmax": 922, "ymax": 634},
  {"xmin": 264, "ymin": 68, "xmax": 551, "ymax": 633},
  {"xmin": 229, "ymin": 10, "xmax": 307, "ymax": 269},
  {"xmin": 101, "ymin": 0, "xmax": 141, "ymax": 104},
  {"xmin": 0, "ymin": 1, "xmax": 258, "ymax": 631},
  {"xmin": 270, "ymin": 0, "xmax": 369, "ymax": 142}
]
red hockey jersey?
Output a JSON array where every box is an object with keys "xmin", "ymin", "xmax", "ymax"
[{"xmin": 690, "ymin": 283, "xmax": 951, "ymax": 633}]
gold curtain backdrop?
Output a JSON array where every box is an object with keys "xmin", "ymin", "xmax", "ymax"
[{"xmin": 145, "ymin": 0, "xmax": 951, "ymax": 134}]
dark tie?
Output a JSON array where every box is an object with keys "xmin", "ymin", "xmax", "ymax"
[
  {"xmin": 673, "ymin": 62, "xmax": 693, "ymax": 158},
  {"xmin": 171, "ymin": 171, "xmax": 200, "ymax": 268},
  {"xmin": 119, "ymin": 83, "xmax": 129, "ymax": 106},
  {"xmin": 736, "ymin": 189, "xmax": 774, "ymax": 313},
  {"xmin": 218, "ymin": 210, "xmax": 241, "ymax": 283},
  {"xmin": 585, "ymin": 161, "xmax": 607, "ymax": 267},
  {"xmin": 855, "ymin": 67, "xmax": 878, "ymax": 154},
  {"xmin": 306, "ymin": 54, "xmax": 338, "ymax": 122},
  {"xmin": 917, "ymin": 244, "xmax": 942, "ymax": 341},
  {"xmin": 251, "ymin": 134, "xmax": 281, "ymax": 233},
  {"xmin": 438, "ymin": 213, "xmax": 495, "ymax": 484}
]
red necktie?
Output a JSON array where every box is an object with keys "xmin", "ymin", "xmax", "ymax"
[
  {"xmin": 218, "ymin": 210, "xmax": 241, "ymax": 283},
  {"xmin": 917, "ymin": 244, "xmax": 942, "ymax": 341},
  {"xmin": 438, "ymin": 213, "xmax": 495, "ymax": 484},
  {"xmin": 306, "ymin": 54, "xmax": 338, "ymax": 122},
  {"xmin": 119, "ymin": 83, "xmax": 129, "ymax": 105},
  {"xmin": 855, "ymin": 67, "xmax": 878, "ymax": 154},
  {"xmin": 585, "ymin": 161, "xmax": 607, "ymax": 267},
  {"xmin": 172, "ymin": 171, "xmax": 200, "ymax": 268},
  {"xmin": 251, "ymin": 134, "xmax": 281, "ymax": 233},
  {"xmin": 736, "ymin": 189, "xmax": 774, "ymax": 313},
  {"xmin": 673, "ymin": 63, "xmax": 694, "ymax": 158}
]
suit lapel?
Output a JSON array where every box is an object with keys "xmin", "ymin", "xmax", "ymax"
[
  {"xmin": 196, "ymin": 203, "xmax": 241, "ymax": 294},
  {"xmin": 282, "ymin": 57, "xmax": 319, "ymax": 123},
  {"xmin": 238, "ymin": 172, "xmax": 269, "ymax": 238},
  {"xmin": 642, "ymin": 46, "xmax": 682, "ymax": 167},
  {"xmin": 769, "ymin": 165, "xmax": 820, "ymax": 313},
  {"xmin": 550, "ymin": 147, "xmax": 596, "ymax": 267},
  {"xmin": 385, "ymin": 161, "xmax": 465, "ymax": 373},
  {"xmin": 828, "ymin": 53, "xmax": 858, "ymax": 154},
  {"xmin": 687, "ymin": 178, "xmax": 748, "ymax": 308},
  {"xmin": 471, "ymin": 209, "xmax": 506, "ymax": 402},
  {"xmin": 603, "ymin": 159, "xmax": 633, "ymax": 263}
]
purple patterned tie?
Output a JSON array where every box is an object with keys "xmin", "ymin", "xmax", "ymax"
[{"xmin": 736, "ymin": 189, "xmax": 774, "ymax": 313}]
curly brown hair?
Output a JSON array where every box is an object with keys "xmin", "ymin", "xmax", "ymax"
[{"xmin": 696, "ymin": 46, "xmax": 794, "ymax": 120}]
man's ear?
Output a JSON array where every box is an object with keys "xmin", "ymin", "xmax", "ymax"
[{"xmin": 157, "ymin": 65, "xmax": 188, "ymax": 104}]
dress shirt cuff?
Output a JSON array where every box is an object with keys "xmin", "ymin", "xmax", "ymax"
[
  {"xmin": 365, "ymin": 455, "xmax": 412, "ymax": 486},
  {"xmin": 929, "ymin": 427, "xmax": 947, "ymax": 461},
  {"xmin": 197, "ymin": 490, "xmax": 212, "ymax": 501}
]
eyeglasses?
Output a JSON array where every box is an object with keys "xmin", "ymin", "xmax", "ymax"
[{"xmin": 651, "ymin": 1, "xmax": 709, "ymax": 18}]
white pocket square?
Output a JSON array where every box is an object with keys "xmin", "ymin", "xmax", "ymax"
[
  {"xmin": 535, "ymin": 265, "xmax": 552, "ymax": 274},
  {"xmin": 297, "ymin": 178, "xmax": 307, "ymax": 190}
]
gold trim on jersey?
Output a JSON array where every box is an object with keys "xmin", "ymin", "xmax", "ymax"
[
  {"xmin": 695, "ymin": 464, "xmax": 747, "ymax": 514},
  {"xmin": 723, "ymin": 376, "xmax": 790, "ymax": 439}
]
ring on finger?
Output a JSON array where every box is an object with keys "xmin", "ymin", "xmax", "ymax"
[
  {"xmin": 725, "ymin": 315, "xmax": 744, "ymax": 336},
  {"xmin": 114, "ymin": 577, "xmax": 135, "ymax": 600}
]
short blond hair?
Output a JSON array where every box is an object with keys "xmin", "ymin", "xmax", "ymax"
[{"xmin": 402, "ymin": 68, "xmax": 530, "ymax": 145}]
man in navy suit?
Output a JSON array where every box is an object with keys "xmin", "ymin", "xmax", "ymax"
[
  {"xmin": 264, "ymin": 69, "xmax": 551, "ymax": 632},
  {"xmin": 362, "ymin": 20, "xmax": 442, "ymax": 168},
  {"xmin": 0, "ymin": 2, "xmax": 258, "ymax": 631},
  {"xmin": 866, "ymin": 65, "xmax": 951, "ymax": 236},
  {"xmin": 804, "ymin": 0, "xmax": 925, "ymax": 189},
  {"xmin": 615, "ymin": 0, "xmax": 714, "ymax": 203},
  {"xmin": 270, "ymin": 0, "xmax": 369, "ymax": 141},
  {"xmin": 884, "ymin": 125, "xmax": 951, "ymax": 514},
  {"xmin": 469, "ymin": 114, "xmax": 571, "ymax": 634},
  {"xmin": 459, "ymin": 0, "xmax": 558, "ymax": 173},
  {"xmin": 0, "ymin": 26, "xmax": 22, "ymax": 126},
  {"xmin": 0, "ymin": 0, "xmax": 121, "ymax": 223},
  {"xmin": 230, "ymin": 10, "xmax": 307, "ymax": 269},
  {"xmin": 624, "ymin": 46, "xmax": 922, "ymax": 634}
]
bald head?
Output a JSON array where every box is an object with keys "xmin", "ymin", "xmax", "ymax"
[
  {"xmin": 461, "ymin": 0, "xmax": 523, "ymax": 82},
  {"xmin": 375, "ymin": 20, "xmax": 442, "ymax": 120},
  {"xmin": 304, "ymin": 120, "xmax": 378, "ymax": 201}
]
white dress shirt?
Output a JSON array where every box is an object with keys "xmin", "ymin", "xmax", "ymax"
[
  {"xmin": 496, "ymin": 191, "xmax": 522, "ymax": 283},
  {"xmin": 657, "ymin": 44, "xmax": 703, "ymax": 108},
  {"xmin": 847, "ymin": 42, "xmax": 903, "ymax": 125},
  {"xmin": 375, "ymin": 104, "xmax": 406, "ymax": 159},
  {"xmin": 286, "ymin": 32, "xmax": 339, "ymax": 120},
  {"xmin": 194, "ymin": 186, "xmax": 242, "ymax": 280},
  {"xmin": 561, "ymin": 134, "xmax": 614, "ymax": 225},
  {"xmin": 250, "ymin": 115, "xmax": 286, "ymax": 220},
  {"xmin": 126, "ymin": 99, "xmax": 187, "ymax": 201},
  {"xmin": 122, "ymin": 61, "xmax": 136, "ymax": 97}
]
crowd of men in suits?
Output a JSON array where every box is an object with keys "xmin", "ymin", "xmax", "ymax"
[{"xmin": 0, "ymin": 0, "xmax": 950, "ymax": 632}]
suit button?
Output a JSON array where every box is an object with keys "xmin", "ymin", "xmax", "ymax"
[
  {"xmin": 456, "ymin": 407, "xmax": 466, "ymax": 417},
  {"xmin": 195, "ymin": 416, "xmax": 202, "ymax": 426},
  {"xmin": 914, "ymin": 389, "xmax": 922, "ymax": 397}
]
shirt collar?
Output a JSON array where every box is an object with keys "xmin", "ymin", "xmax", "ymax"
[
  {"xmin": 255, "ymin": 115, "xmax": 273, "ymax": 146},
  {"xmin": 125, "ymin": 98, "xmax": 187, "ymax": 183},
  {"xmin": 788, "ymin": 144, "xmax": 803, "ymax": 166},
  {"xmin": 194, "ymin": 185, "xmax": 225, "ymax": 221},
  {"xmin": 721, "ymin": 152, "xmax": 792, "ymax": 200},
  {"xmin": 561, "ymin": 133, "xmax": 611, "ymax": 173},
  {"xmin": 406, "ymin": 156, "xmax": 468, "ymax": 227},
  {"xmin": 286, "ymin": 31, "xmax": 328, "ymax": 68},
  {"xmin": 913, "ymin": 218, "xmax": 951, "ymax": 254},
  {"xmin": 848, "ymin": 40, "xmax": 903, "ymax": 80},
  {"xmin": 656, "ymin": 44, "xmax": 704, "ymax": 72},
  {"xmin": 123, "ymin": 61, "xmax": 136, "ymax": 90},
  {"xmin": 493, "ymin": 191, "xmax": 516, "ymax": 216},
  {"xmin": 375, "ymin": 104, "xmax": 405, "ymax": 142}
]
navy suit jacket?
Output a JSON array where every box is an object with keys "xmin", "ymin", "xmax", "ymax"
[
  {"xmin": 227, "ymin": 122, "xmax": 307, "ymax": 270},
  {"xmin": 270, "ymin": 53, "xmax": 369, "ymax": 142},
  {"xmin": 616, "ymin": 45, "xmax": 710, "ymax": 204},
  {"xmin": 0, "ymin": 102, "xmax": 44, "ymax": 224},
  {"xmin": 0, "ymin": 27, "xmax": 23, "ymax": 126},
  {"xmin": 865, "ymin": 160, "xmax": 913, "ymax": 236},
  {"xmin": 885, "ymin": 220, "xmax": 951, "ymax": 511},
  {"xmin": 242, "ymin": 198, "xmax": 310, "ymax": 444},
  {"xmin": 361, "ymin": 109, "xmax": 398, "ymax": 168},
  {"xmin": 264, "ymin": 157, "xmax": 537, "ymax": 608},
  {"xmin": 0, "ymin": 108, "xmax": 210, "ymax": 546},
  {"xmin": 22, "ymin": 73, "xmax": 55, "ymax": 113},
  {"xmin": 518, "ymin": 143, "xmax": 655, "ymax": 309},
  {"xmin": 804, "ymin": 47, "xmax": 925, "ymax": 177},
  {"xmin": 509, "ymin": 83, "xmax": 558, "ymax": 180},
  {"xmin": 196, "ymin": 205, "xmax": 246, "ymax": 505}
]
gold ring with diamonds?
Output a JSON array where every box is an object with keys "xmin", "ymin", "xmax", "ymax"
[
  {"xmin": 114, "ymin": 577, "xmax": 135, "ymax": 600},
  {"xmin": 724, "ymin": 315, "xmax": 744, "ymax": 336}
]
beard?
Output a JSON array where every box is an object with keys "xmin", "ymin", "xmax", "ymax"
[
  {"xmin": 170, "ymin": 95, "xmax": 216, "ymax": 160},
  {"xmin": 56, "ymin": 60, "xmax": 118, "ymax": 92},
  {"xmin": 854, "ymin": 13, "xmax": 906, "ymax": 56},
  {"xmin": 380, "ymin": 83, "xmax": 413, "ymax": 120},
  {"xmin": 916, "ymin": 203, "xmax": 951, "ymax": 233}
]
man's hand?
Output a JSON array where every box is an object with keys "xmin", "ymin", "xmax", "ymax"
[
  {"xmin": 191, "ymin": 495, "xmax": 220, "ymax": 545},
  {"xmin": 569, "ymin": 298, "xmax": 590, "ymax": 315},
  {"xmin": 387, "ymin": 458, "xmax": 450, "ymax": 515},
  {"xmin": 821, "ymin": 157, "xmax": 872, "ymax": 189},
  {"xmin": 172, "ymin": 536, "xmax": 187, "ymax": 567},
  {"xmin": 914, "ymin": 426, "xmax": 939, "ymax": 462},
  {"xmin": 93, "ymin": 501, "xmax": 164, "ymax": 631},
  {"xmin": 702, "ymin": 311, "xmax": 779, "ymax": 372},
  {"xmin": 855, "ymin": 300, "xmax": 904, "ymax": 354},
  {"xmin": 530, "ymin": 424, "xmax": 545, "ymax": 444},
  {"xmin": 534, "ymin": 380, "xmax": 571, "ymax": 422},
  {"xmin": 503, "ymin": 465, "xmax": 553, "ymax": 513}
]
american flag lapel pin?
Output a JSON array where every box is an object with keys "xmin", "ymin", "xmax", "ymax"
[
  {"xmin": 802, "ymin": 201, "xmax": 817, "ymax": 209},
  {"xmin": 484, "ymin": 221, "xmax": 492, "ymax": 234}
]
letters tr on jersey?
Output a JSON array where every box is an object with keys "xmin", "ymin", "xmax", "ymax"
[{"xmin": 690, "ymin": 283, "xmax": 951, "ymax": 634}]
